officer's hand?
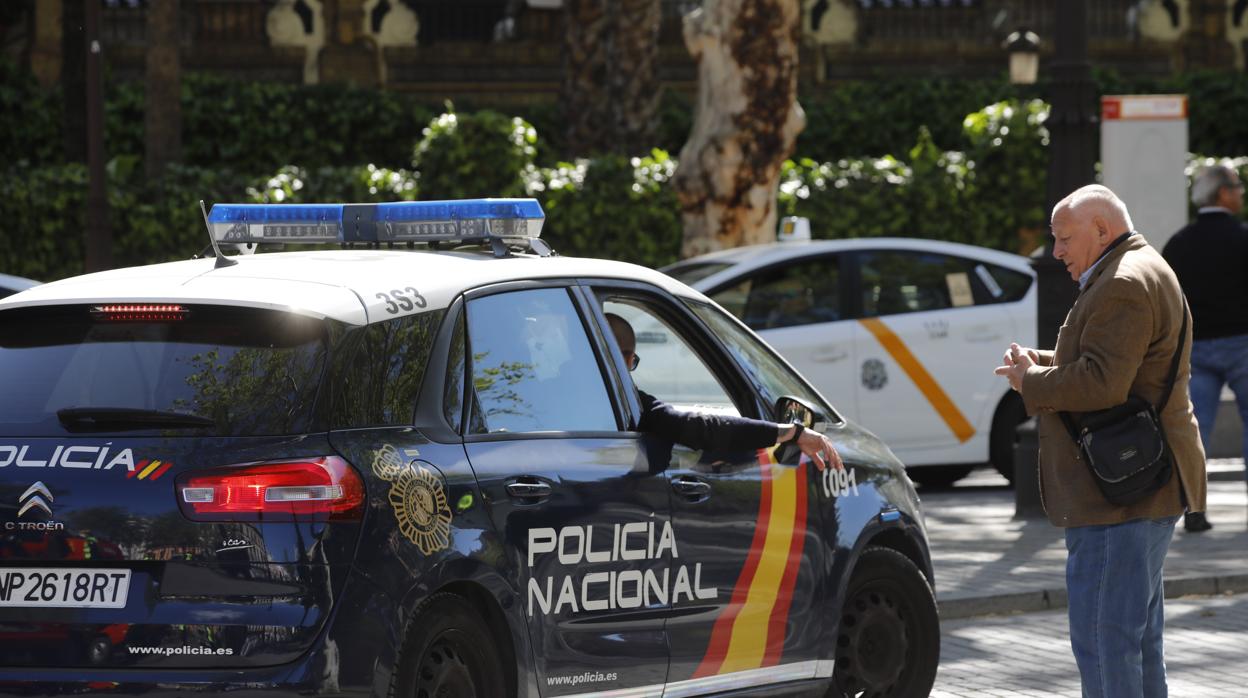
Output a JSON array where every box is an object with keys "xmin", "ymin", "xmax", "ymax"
[{"xmin": 798, "ymin": 429, "xmax": 843, "ymax": 472}]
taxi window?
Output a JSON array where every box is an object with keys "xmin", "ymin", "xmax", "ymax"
[
  {"xmin": 602, "ymin": 299, "xmax": 740, "ymax": 416},
  {"xmin": 859, "ymin": 250, "xmax": 978, "ymax": 317},
  {"xmin": 688, "ymin": 301, "xmax": 840, "ymax": 423},
  {"xmin": 466, "ymin": 288, "xmax": 616, "ymax": 434},
  {"xmin": 709, "ymin": 256, "xmax": 840, "ymax": 330}
]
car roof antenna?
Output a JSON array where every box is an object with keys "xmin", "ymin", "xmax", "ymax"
[{"xmin": 199, "ymin": 200, "xmax": 238, "ymax": 269}]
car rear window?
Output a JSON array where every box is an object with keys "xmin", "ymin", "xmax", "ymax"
[{"xmin": 0, "ymin": 305, "xmax": 327, "ymax": 436}]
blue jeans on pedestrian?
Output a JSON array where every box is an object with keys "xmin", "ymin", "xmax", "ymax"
[
  {"xmin": 1065, "ymin": 515, "xmax": 1179, "ymax": 698},
  {"xmin": 1188, "ymin": 334, "xmax": 1248, "ymax": 478}
]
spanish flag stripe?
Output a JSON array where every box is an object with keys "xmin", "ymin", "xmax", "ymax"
[
  {"xmin": 858, "ymin": 317, "xmax": 975, "ymax": 443},
  {"xmin": 717, "ymin": 460, "xmax": 799, "ymax": 673},
  {"xmin": 127, "ymin": 460, "xmax": 148, "ymax": 479},
  {"xmin": 763, "ymin": 462, "xmax": 808, "ymax": 666},
  {"xmin": 691, "ymin": 455, "xmax": 775, "ymax": 679},
  {"xmin": 139, "ymin": 460, "xmax": 163, "ymax": 480},
  {"xmin": 149, "ymin": 461, "xmax": 174, "ymax": 480}
]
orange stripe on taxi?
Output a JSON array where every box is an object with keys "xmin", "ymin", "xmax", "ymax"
[{"xmin": 858, "ymin": 317, "xmax": 975, "ymax": 443}]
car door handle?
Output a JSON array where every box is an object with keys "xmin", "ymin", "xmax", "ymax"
[
  {"xmin": 813, "ymin": 347, "xmax": 849, "ymax": 363},
  {"xmin": 670, "ymin": 476, "xmax": 711, "ymax": 499},
  {"xmin": 505, "ymin": 479, "xmax": 552, "ymax": 501}
]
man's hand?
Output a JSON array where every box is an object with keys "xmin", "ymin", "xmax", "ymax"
[
  {"xmin": 994, "ymin": 342, "xmax": 1034, "ymax": 393},
  {"xmin": 797, "ymin": 427, "xmax": 843, "ymax": 472}
]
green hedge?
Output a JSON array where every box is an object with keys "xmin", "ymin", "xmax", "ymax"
[{"xmin": 7, "ymin": 61, "xmax": 1248, "ymax": 169}]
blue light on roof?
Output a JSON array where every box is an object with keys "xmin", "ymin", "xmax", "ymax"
[{"xmin": 205, "ymin": 199, "xmax": 545, "ymax": 247}]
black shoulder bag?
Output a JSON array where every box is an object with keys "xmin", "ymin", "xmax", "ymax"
[{"xmin": 1059, "ymin": 300, "xmax": 1187, "ymax": 507}]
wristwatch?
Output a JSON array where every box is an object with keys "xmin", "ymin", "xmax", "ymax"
[{"xmin": 784, "ymin": 423, "xmax": 805, "ymax": 446}]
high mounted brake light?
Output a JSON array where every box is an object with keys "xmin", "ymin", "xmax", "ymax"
[
  {"xmin": 206, "ymin": 198, "xmax": 545, "ymax": 247},
  {"xmin": 176, "ymin": 456, "xmax": 365, "ymax": 523},
  {"xmin": 92, "ymin": 304, "xmax": 188, "ymax": 322}
]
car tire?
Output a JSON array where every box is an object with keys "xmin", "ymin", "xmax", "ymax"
[
  {"xmin": 905, "ymin": 464, "xmax": 973, "ymax": 489},
  {"xmin": 830, "ymin": 546, "xmax": 940, "ymax": 698},
  {"xmin": 391, "ymin": 592, "xmax": 506, "ymax": 698},
  {"xmin": 990, "ymin": 393, "xmax": 1028, "ymax": 484}
]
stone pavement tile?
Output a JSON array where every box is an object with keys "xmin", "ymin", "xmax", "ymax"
[
  {"xmin": 933, "ymin": 593, "xmax": 1248, "ymax": 697},
  {"xmin": 921, "ymin": 476, "xmax": 1248, "ymax": 617}
]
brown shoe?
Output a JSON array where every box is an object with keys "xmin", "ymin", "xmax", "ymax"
[{"xmin": 1184, "ymin": 512, "xmax": 1212, "ymax": 532}]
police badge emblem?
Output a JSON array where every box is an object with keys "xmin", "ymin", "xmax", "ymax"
[{"xmin": 371, "ymin": 445, "xmax": 452, "ymax": 554}]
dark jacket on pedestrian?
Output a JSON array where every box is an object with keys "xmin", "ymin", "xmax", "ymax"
[
  {"xmin": 1020, "ymin": 235, "xmax": 1207, "ymax": 527},
  {"xmin": 1162, "ymin": 210, "xmax": 1248, "ymax": 340}
]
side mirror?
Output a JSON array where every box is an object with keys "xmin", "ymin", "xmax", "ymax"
[
  {"xmin": 774, "ymin": 395, "xmax": 821, "ymax": 429},
  {"xmin": 773, "ymin": 395, "xmax": 826, "ymax": 465}
]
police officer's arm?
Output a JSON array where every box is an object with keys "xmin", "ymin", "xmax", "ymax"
[{"xmin": 638, "ymin": 392, "xmax": 842, "ymax": 470}]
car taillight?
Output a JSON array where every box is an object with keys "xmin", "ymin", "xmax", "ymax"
[{"xmin": 175, "ymin": 457, "xmax": 365, "ymax": 522}]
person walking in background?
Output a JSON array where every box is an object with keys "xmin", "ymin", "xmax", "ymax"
[
  {"xmin": 1163, "ymin": 162, "xmax": 1248, "ymax": 533},
  {"xmin": 995, "ymin": 185, "xmax": 1207, "ymax": 698}
]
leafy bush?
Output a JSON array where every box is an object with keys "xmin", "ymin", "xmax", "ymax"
[
  {"xmin": 528, "ymin": 150, "xmax": 682, "ymax": 268},
  {"xmin": 0, "ymin": 60, "xmax": 64, "ymax": 167},
  {"xmin": 961, "ymin": 99, "xmax": 1050, "ymax": 253},
  {"xmin": 413, "ymin": 109, "xmax": 536, "ymax": 200}
]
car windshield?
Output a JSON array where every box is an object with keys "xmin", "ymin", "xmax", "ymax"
[
  {"xmin": 661, "ymin": 261, "xmax": 733, "ymax": 286},
  {"xmin": 0, "ymin": 305, "xmax": 328, "ymax": 436}
]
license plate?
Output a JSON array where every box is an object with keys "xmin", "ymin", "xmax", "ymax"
[{"xmin": 0, "ymin": 568, "xmax": 131, "ymax": 608}]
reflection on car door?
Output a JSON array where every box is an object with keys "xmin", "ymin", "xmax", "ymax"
[
  {"xmin": 595, "ymin": 289, "xmax": 826, "ymax": 693},
  {"xmin": 850, "ymin": 250, "xmax": 1015, "ymax": 462},
  {"xmin": 455, "ymin": 286, "xmax": 673, "ymax": 696},
  {"xmin": 707, "ymin": 255, "xmax": 858, "ymax": 422}
]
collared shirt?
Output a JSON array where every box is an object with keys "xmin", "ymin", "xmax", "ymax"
[
  {"xmin": 1196, "ymin": 206, "xmax": 1233, "ymax": 215},
  {"xmin": 1079, "ymin": 231, "xmax": 1135, "ymax": 290}
]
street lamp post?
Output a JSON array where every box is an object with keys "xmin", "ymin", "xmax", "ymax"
[
  {"xmin": 1010, "ymin": 0, "xmax": 1098, "ymax": 517},
  {"xmin": 1036, "ymin": 0, "xmax": 1097, "ymax": 350}
]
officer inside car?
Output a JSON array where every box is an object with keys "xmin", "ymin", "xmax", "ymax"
[{"xmin": 605, "ymin": 313, "xmax": 842, "ymax": 471}]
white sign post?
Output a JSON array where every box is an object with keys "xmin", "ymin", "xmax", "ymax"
[{"xmin": 1100, "ymin": 95, "xmax": 1189, "ymax": 251}]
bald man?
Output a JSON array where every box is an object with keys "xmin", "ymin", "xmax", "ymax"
[{"xmin": 995, "ymin": 185, "xmax": 1206, "ymax": 698}]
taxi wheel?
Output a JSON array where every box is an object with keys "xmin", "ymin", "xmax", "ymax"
[
  {"xmin": 392, "ymin": 593, "xmax": 506, "ymax": 698},
  {"xmin": 990, "ymin": 393, "xmax": 1028, "ymax": 484},
  {"xmin": 831, "ymin": 547, "xmax": 939, "ymax": 698}
]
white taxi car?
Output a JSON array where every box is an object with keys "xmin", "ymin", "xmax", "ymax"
[{"xmin": 663, "ymin": 219, "xmax": 1037, "ymax": 487}]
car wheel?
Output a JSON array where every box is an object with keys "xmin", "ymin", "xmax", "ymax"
[
  {"xmin": 905, "ymin": 464, "xmax": 973, "ymax": 489},
  {"xmin": 990, "ymin": 393, "xmax": 1028, "ymax": 484},
  {"xmin": 392, "ymin": 593, "xmax": 506, "ymax": 698},
  {"xmin": 830, "ymin": 546, "xmax": 939, "ymax": 698}
]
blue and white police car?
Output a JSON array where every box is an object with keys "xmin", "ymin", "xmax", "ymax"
[{"xmin": 0, "ymin": 200, "xmax": 938, "ymax": 697}]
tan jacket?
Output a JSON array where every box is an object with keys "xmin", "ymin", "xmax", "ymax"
[{"xmin": 1021, "ymin": 235, "xmax": 1207, "ymax": 527}]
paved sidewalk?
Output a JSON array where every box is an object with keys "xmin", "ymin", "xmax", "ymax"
[{"xmin": 922, "ymin": 459, "xmax": 1248, "ymax": 619}]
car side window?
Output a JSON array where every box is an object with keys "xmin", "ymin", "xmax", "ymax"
[
  {"xmin": 466, "ymin": 288, "xmax": 616, "ymax": 434},
  {"xmin": 973, "ymin": 262, "xmax": 1033, "ymax": 303},
  {"xmin": 859, "ymin": 250, "xmax": 978, "ymax": 317},
  {"xmin": 332, "ymin": 310, "xmax": 445, "ymax": 428},
  {"xmin": 602, "ymin": 298, "xmax": 741, "ymax": 417},
  {"xmin": 688, "ymin": 300, "xmax": 841, "ymax": 423},
  {"xmin": 709, "ymin": 256, "xmax": 840, "ymax": 331}
]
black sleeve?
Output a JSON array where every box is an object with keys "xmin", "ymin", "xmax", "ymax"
[{"xmin": 636, "ymin": 390, "xmax": 778, "ymax": 451}]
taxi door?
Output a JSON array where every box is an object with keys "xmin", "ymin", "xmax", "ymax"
[
  {"xmin": 455, "ymin": 286, "xmax": 672, "ymax": 697},
  {"xmin": 850, "ymin": 249, "xmax": 1014, "ymax": 460},
  {"xmin": 593, "ymin": 289, "xmax": 826, "ymax": 694}
]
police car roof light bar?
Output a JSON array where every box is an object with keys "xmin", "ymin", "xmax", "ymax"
[{"xmin": 206, "ymin": 199, "xmax": 546, "ymax": 253}]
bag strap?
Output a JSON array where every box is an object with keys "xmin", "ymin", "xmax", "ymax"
[{"xmin": 1059, "ymin": 296, "xmax": 1189, "ymax": 442}]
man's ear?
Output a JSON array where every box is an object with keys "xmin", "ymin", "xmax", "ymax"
[{"xmin": 1092, "ymin": 215, "xmax": 1111, "ymax": 242}]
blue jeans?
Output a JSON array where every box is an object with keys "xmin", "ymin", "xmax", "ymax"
[
  {"xmin": 1065, "ymin": 515, "xmax": 1179, "ymax": 698},
  {"xmin": 1189, "ymin": 334, "xmax": 1248, "ymax": 477}
]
